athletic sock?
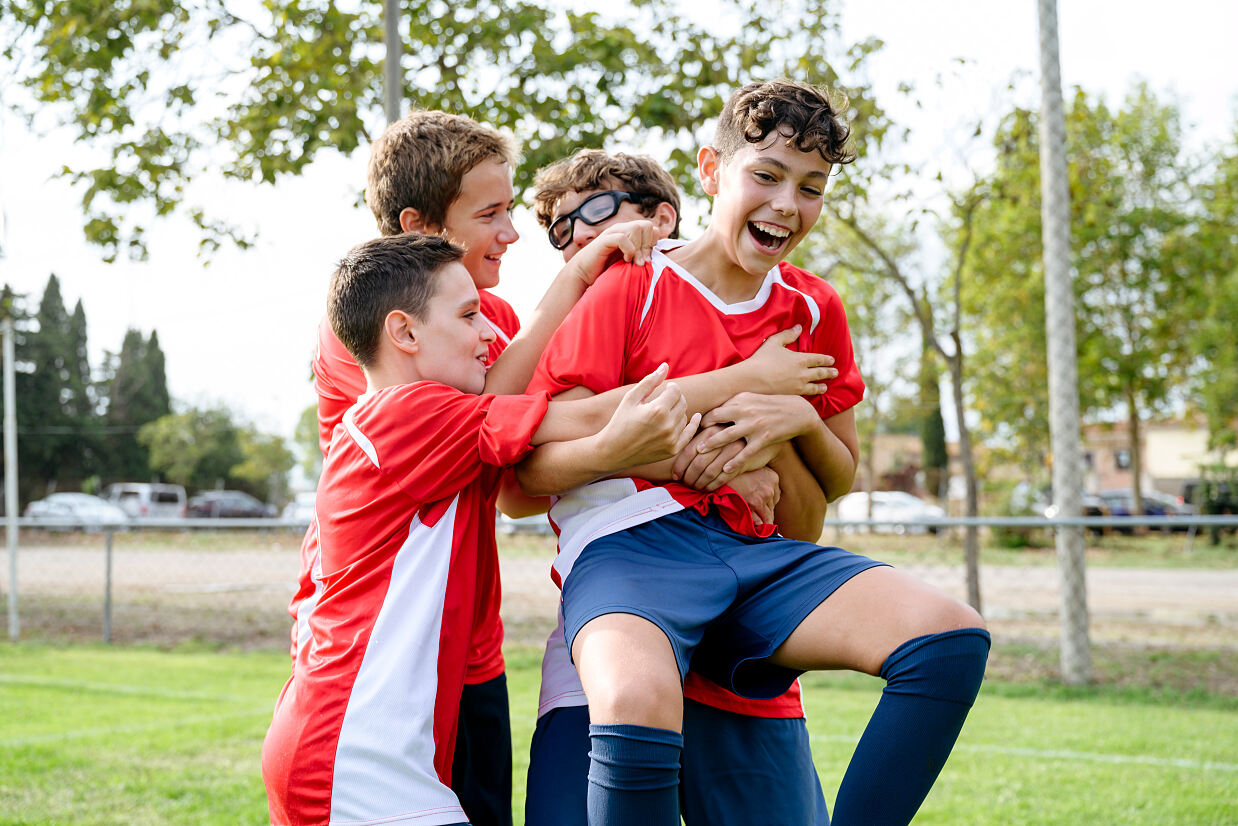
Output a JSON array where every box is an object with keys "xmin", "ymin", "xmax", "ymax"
[
  {"xmin": 586, "ymin": 723, "xmax": 682, "ymax": 826},
  {"xmin": 832, "ymin": 627, "xmax": 991, "ymax": 826}
]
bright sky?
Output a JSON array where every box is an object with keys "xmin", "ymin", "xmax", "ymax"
[{"xmin": 1, "ymin": 0, "xmax": 1235, "ymax": 446}]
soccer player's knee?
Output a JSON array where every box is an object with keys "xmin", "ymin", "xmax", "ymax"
[{"xmin": 589, "ymin": 669, "xmax": 682, "ymax": 727}]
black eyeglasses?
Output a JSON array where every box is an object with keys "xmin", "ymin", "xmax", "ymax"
[{"xmin": 548, "ymin": 190, "xmax": 644, "ymax": 250}]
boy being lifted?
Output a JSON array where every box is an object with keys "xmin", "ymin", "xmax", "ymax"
[
  {"xmin": 523, "ymin": 149, "xmax": 832, "ymax": 826},
  {"xmin": 519, "ymin": 80, "xmax": 990, "ymax": 826}
]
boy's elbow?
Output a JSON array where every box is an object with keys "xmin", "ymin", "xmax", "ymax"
[{"xmin": 513, "ymin": 462, "xmax": 553, "ymax": 499}]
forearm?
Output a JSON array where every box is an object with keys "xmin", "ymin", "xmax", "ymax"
[
  {"xmin": 794, "ymin": 415, "xmax": 858, "ymax": 503},
  {"xmin": 767, "ymin": 445, "xmax": 827, "ymax": 541}
]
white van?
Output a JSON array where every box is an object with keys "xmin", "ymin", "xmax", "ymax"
[{"xmin": 104, "ymin": 483, "xmax": 187, "ymax": 520}]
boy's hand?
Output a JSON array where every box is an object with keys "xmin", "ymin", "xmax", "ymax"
[
  {"xmin": 726, "ymin": 467, "xmax": 781, "ymax": 526},
  {"xmin": 671, "ymin": 423, "xmax": 782, "ymax": 492},
  {"xmin": 568, "ymin": 220, "xmax": 657, "ymax": 286},
  {"xmin": 742, "ymin": 326, "xmax": 836, "ymax": 396},
  {"xmin": 671, "ymin": 424, "xmax": 745, "ymax": 490},
  {"xmin": 598, "ymin": 363, "xmax": 701, "ymax": 468},
  {"xmin": 696, "ymin": 393, "xmax": 819, "ymax": 474}
]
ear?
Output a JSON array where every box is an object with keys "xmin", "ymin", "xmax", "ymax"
[
  {"xmin": 399, "ymin": 207, "xmax": 438, "ymax": 235},
  {"xmin": 650, "ymin": 201, "xmax": 678, "ymax": 238},
  {"xmin": 698, "ymin": 145, "xmax": 721, "ymax": 197},
  {"xmin": 384, "ymin": 309, "xmax": 421, "ymax": 356}
]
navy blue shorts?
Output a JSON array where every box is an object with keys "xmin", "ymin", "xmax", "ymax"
[
  {"xmin": 562, "ymin": 508, "xmax": 885, "ymax": 699},
  {"xmin": 524, "ymin": 701, "xmax": 829, "ymax": 825}
]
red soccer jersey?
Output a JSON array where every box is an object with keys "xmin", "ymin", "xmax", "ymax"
[
  {"xmin": 262, "ymin": 383, "xmax": 549, "ymax": 826},
  {"xmin": 309, "ymin": 289, "xmax": 521, "ymax": 686},
  {"xmin": 529, "ymin": 238, "xmax": 864, "ymax": 719}
]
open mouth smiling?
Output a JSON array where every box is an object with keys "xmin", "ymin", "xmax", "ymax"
[{"xmin": 748, "ymin": 220, "xmax": 792, "ymax": 252}]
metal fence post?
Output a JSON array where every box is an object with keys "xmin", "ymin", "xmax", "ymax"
[
  {"xmin": 103, "ymin": 529, "xmax": 114, "ymax": 644},
  {"xmin": 1037, "ymin": 0, "xmax": 1092, "ymax": 684}
]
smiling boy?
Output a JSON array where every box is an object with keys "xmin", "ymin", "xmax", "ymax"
[
  {"xmin": 520, "ymin": 80, "xmax": 990, "ymax": 826},
  {"xmin": 263, "ymin": 234, "xmax": 701, "ymax": 826}
]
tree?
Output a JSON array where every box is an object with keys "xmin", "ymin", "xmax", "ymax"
[
  {"xmin": 103, "ymin": 328, "xmax": 172, "ymax": 481},
  {"xmin": 294, "ymin": 403, "xmax": 323, "ymax": 483},
  {"xmin": 961, "ymin": 86, "xmax": 1200, "ymax": 514},
  {"xmin": 138, "ymin": 406, "xmax": 243, "ymax": 491},
  {"xmin": 1188, "ymin": 131, "xmax": 1238, "ymax": 454},
  {"xmin": 233, "ymin": 426, "xmax": 296, "ymax": 504},
  {"xmin": 3, "ymin": 0, "xmax": 878, "ymax": 258}
]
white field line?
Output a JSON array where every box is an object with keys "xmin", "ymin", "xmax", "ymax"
[
  {"xmin": 0, "ymin": 673, "xmax": 271, "ymax": 705},
  {"xmin": 810, "ymin": 733, "xmax": 1238, "ymax": 772},
  {"xmin": 2, "ymin": 706, "xmax": 274, "ymax": 747}
]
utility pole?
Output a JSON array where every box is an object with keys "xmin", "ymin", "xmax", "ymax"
[
  {"xmin": 1037, "ymin": 0, "xmax": 1091, "ymax": 684},
  {"xmin": 384, "ymin": 0, "xmax": 402, "ymax": 124},
  {"xmin": 3, "ymin": 311, "xmax": 18, "ymax": 641}
]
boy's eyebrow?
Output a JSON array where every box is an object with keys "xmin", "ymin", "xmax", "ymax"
[{"xmin": 756, "ymin": 156, "xmax": 830, "ymax": 180}]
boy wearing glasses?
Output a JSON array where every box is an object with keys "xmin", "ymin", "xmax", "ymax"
[
  {"xmin": 523, "ymin": 149, "xmax": 832, "ymax": 826},
  {"xmin": 517, "ymin": 82, "xmax": 989, "ymax": 826}
]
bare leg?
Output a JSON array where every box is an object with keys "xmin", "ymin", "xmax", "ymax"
[
  {"xmin": 769, "ymin": 565, "xmax": 985, "ymax": 673},
  {"xmin": 572, "ymin": 612, "xmax": 684, "ymax": 729}
]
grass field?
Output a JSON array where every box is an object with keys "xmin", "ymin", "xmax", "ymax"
[{"xmin": 2, "ymin": 643, "xmax": 1235, "ymax": 825}]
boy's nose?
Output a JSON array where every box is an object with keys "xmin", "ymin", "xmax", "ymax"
[
  {"xmin": 572, "ymin": 222, "xmax": 598, "ymax": 251},
  {"xmin": 499, "ymin": 213, "xmax": 520, "ymax": 243}
]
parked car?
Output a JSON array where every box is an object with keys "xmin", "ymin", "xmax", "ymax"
[
  {"xmin": 1097, "ymin": 488, "xmax": 1194, "ymax": 532},
  {"xmin": 834, "ymin": 490, "xmax": 946, "ymax": 534},
  {"xmin": 281, "ymin": 491, "xmax": 317, "ymax": 524},
  {"xmin": 23, "ymin": 492, "xmax": 130, "ymax": 530},
  {"xmin": 187, "ymin": 490, "xmax": 276, "ymax": 518},
  {"xmin": 103, "ymin": 482, "xmax": 187, "ymax": 520}
]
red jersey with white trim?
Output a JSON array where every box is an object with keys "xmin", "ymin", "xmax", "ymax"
[
  {"xmin": 262, "ymin": 383, "xmax": 549, "ymax": 826},
  {"xmin": 528, "ymin": 238, "xmax": 864, "ymax": 719},
  {"xmin": 309, "ymin": 288, "xmax": 520, "ymax": 686}
]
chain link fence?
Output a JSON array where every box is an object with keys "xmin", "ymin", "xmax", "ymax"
[{"xmin": 3, "ymin": 516, "xmax": 1237, "ymax": 688}]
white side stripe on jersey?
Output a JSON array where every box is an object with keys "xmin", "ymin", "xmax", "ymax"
[{"xmin": 342, "ymin": 405, "xmax": 380, "ymax": 468}]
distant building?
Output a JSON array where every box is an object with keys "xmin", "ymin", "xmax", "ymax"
[{"xmin": 1082, "ymin": 419, "xmax": 1231, "ymax": 496}]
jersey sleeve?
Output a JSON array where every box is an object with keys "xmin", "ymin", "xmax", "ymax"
[
  {"xmin": 528, "ymin": 261, "xmax": 646, "ymax": 397},
  {"xmin": 314, "ymin": 316, "xmax": 367, "ymax": 455},
  {"xmin": 807, "ymin": 282, "xmax": 865, "ymax": 419},
  {"xmin": 349, "ymin": 383, "xmax": 550, "ymax": 504}
]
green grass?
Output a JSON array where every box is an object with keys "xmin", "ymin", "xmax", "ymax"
[{"xmin": 2, "ymin": 644, "xmax": 1236, "ymax": 825}]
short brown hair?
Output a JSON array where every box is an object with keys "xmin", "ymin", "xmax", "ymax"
[
  {"xmin": 328, "ymin": 234, "xmax": 464, "ymax": 369},
  {"xmin": 366, "ymin": 111, "xmax": 517, "ymax": 235},
  {"xmin": 531, "ymin": 150, "xmax": 681, "ymax": 238},
  {"xmin": 714, "ymin": 79, "xmax": 856, "ymax": 167}
]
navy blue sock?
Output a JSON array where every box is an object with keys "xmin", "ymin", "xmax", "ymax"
[
  {"xmin": 586, "ymin": 723, "xmax": 682, "ymax": 826},
  {"xmin": 833, "ymin": 627, "xmax": 991, "ymax": 826}
]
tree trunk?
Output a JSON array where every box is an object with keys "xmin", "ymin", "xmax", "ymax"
[
  {"xmin": 949, "ymin": 350, "xmax": 982, "ymax": 613},
  {"xmin": 1127, "ymin": 388, "xmax": 1144, "ymax": 517}
]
